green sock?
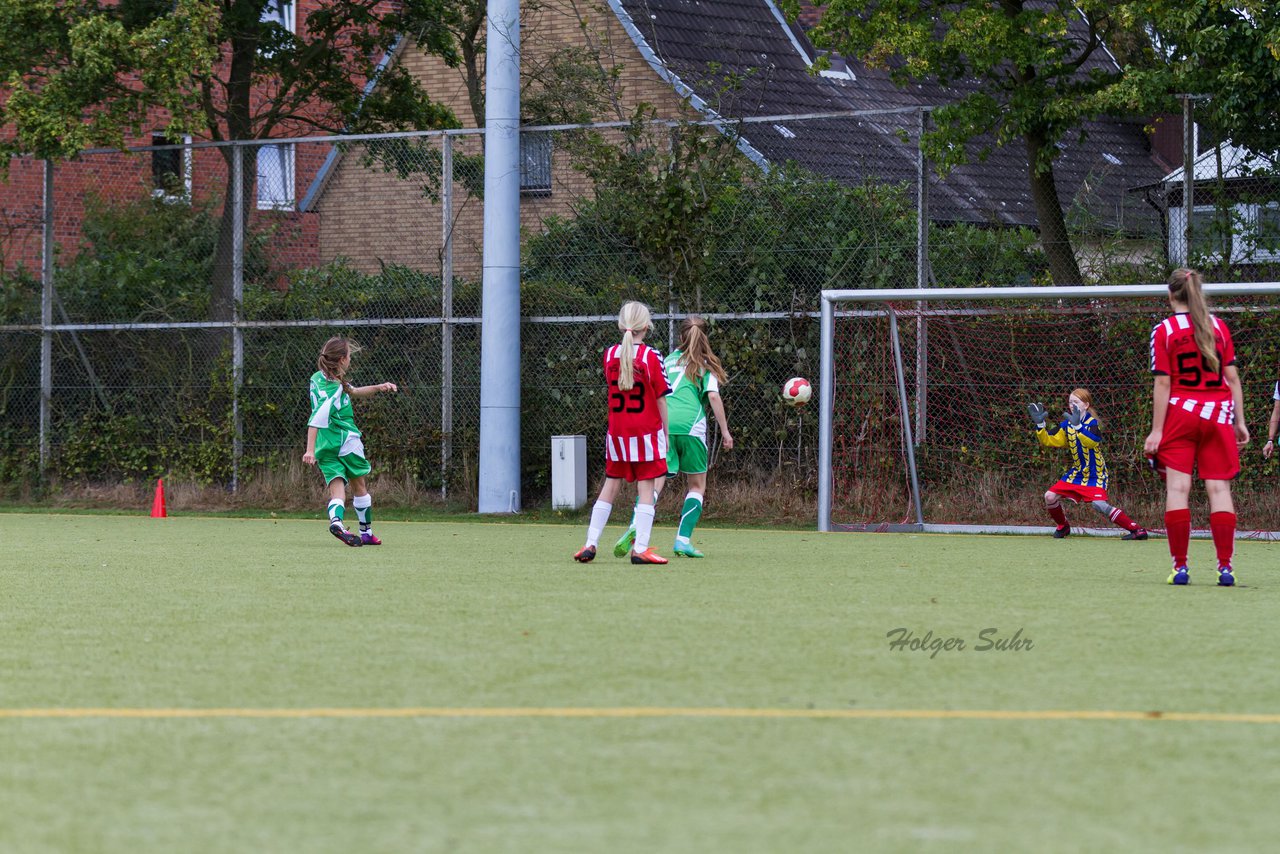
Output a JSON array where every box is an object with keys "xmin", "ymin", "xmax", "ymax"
[
  {"xmin": 327, "ymin": 499, "xmax": 344, "ymax": 524},
  {"xmin": 677, "ymin": 492, "xmax": 703, "ymax": 541}
]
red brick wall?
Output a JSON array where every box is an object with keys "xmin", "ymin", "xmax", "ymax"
[
  {"xmin": 0, "ymin": 0, "xmax": 358, "ymax": 277},
  {"xmin": 795, "ymin": 1, "xmax": 826, "ymax": 29}
]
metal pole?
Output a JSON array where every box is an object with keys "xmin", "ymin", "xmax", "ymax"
[
  {"xmin": 477, "ymin": 0, "xmax": 522, "ymax": 513},
  {"xmin": 915, "ymin": 108, "xmax": 929, "ymax": 445},
  {"xmin": 1182, "ymin": 95, "xmax": 1194, "ymax": 264},
  {"xmin": 817, "ymin": 296, "xmax": 834, "ymax": 531},
  {"xmin": 888, "ymin": 307, "xmax": 925, "ymax": 527},
  {"xmin": 39, "ymin": 160, "xmax": 54, "ymax": 478},
  {"xmin": 668, "ymin": 274, "xmax": 676, "ymax": 351},
  {"xmin": 667, "ymin": 129, "xmax": 677, "ymax": 348},
  {"xmin": 441, "ymin": 134, "xmax": 454, "ymax": 501},
  {"xmin": 231, "ymin": 144, "xmax": 245, "ymax": 492}
]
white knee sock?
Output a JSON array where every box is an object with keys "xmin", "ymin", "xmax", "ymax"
[
  {"xmin": 586, "ymin": 500, "xmax": 613, "ymax": 547},
  {"xmin": 327, "ymin": 499, "xmax": 344, "ymax": 524},
  {"xmin": 634, "ymin": 503, "xmax": 656, "ymax": 552},
  {"xmin": 353, "ymin": 493, "xmax": 372, "ymax": 532}
]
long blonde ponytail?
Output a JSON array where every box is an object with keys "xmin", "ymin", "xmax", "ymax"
[
  {"xmin": 1169, "ymin": 268, "xmax": 1219, "ymax": 373},
  {"xmin": 616, "ymin": 301, "xmax": 652, "ymax": 391}
]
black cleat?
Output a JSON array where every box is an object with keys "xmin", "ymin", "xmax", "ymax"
[
  {"xmin": 573, "ymin": 545, "xmax": 597, "ymax": 563},
  {"xmin": 1122, "ymin": 528, "xmax": 1149, "ymax": 541},
  {"xmin": 1052, "ymin": 525, "xmax": 1071, "ymax": 539},
  {"xmin": 330, "ymin": 521, "xmax": 363, "ymax": 547}
]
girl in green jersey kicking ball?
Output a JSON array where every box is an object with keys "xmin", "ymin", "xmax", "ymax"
[
  {"xmin": 615, "ymin": 316, "xmax": 733, "ymax": 558},
  {"xmin": 303, "ymin": 337, "xmax": 398, "ymax": 546}
]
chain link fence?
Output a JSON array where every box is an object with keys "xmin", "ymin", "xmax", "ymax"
[{"xmin": 1, "ymin": 112, "xmax": 1268, "ymax": 514}]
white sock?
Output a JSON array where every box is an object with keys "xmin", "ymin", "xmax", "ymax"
[
  {"xmin": 586, "ymin": 500, "xmax": 613, "ymax": 547},
  {"xmin": 353, "ymin": 493, "xmax": 372, "ymax": 532},
  {"xmin": 327, "ymin": 499, "xmax": 343, "ymax": 524},
  {"xmin": 634, "ymin": 503, "xmax": 656, "ymax": 552}
]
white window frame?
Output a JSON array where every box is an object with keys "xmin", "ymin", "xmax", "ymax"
[
  {"xmin": 260, "ymin": 0, "xmax": 295, "ymax": 31},
  {"xmin": 257, "ymin": 143, "xmax": 296, "ymax": 211},
  {"xmin": 258, "ymin": 0, "xmax": 295, "ymax": 58},
  {"xmin": 150, "ymin": 134, "xmax": 192, "ymax": 203}
]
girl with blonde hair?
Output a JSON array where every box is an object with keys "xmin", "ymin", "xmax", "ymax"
[
  {"xmin": 1144, "ymin": 268, "xmax": 1249, "ymax": 585},
  {"xmin": 614, "ymin": 315, "xmax": 733, "ymax": 558},
  {"xmin": 574, "ymin": 302, "xmax": 672, "ymax": 565}
]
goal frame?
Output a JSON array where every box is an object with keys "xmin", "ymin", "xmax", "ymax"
[{"xmin": 817, "ymin": 282, "xmax": 1280, "ymax": 534}]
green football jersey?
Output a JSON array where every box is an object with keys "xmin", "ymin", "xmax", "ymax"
[
  {"xmin": 308, "ymin": 371, "xmax": 362, "ymax": 456},
  {"xmin": 663, "ymin": 349, "xmax": 720, "ymax": 438}
]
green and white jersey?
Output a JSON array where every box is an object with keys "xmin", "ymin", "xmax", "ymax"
[
  {"xmin": 308, "ymin": 371, "xmax": 363, "ymax": 457},
  {"xmin": 663, "ymin": 349, "xmax": 720, "ymax": 439}
]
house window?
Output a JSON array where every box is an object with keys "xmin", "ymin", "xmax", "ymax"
[
  {"xmin": 257, "ymin": 143, "xmax": 295, "ymax": 211},
  {"xmin": 260, "ymin": 1, "xmax": 294, "ymax": 31},
  {"xmin": 259, "ymin": 1, "xmax": 294, "ymax": 57},
  {"xmin": 1188, "ymin": 206, "xmax": 1230, "ymax": 261},
  {"xmin": 1172, "ymin": 203, "xmax": 1233, "ymax": 263},
  {"xmin": 1247, "ymin": 203, "xmax": 1280, "ymax": 262},
  {"xmin": 151, "ymin": 134, "xmax": 191, "ymax": 202},
  {"xmin": 520, "ymin": 133, "xmax": 552, "ymax": 196}
]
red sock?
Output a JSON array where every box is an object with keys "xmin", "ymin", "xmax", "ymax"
[
  {"xmin": 1209, "ymin": 511, "xmax": 1236, "ymax": 569},
  {"xmin": 1109, "ymin": 507, "xmax": 1139, "ymax": 531},
  {"xmin": 1047, "ymin": 503, "xmax": 1068, "ymax": 528},
  {"xmin": 1165, "ymin": 508, "xmax": 1191, "ymax": 567}
]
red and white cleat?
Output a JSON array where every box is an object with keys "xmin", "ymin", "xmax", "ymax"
[{"xmin": 630, "ymin": 547, "xmax": 669, "ymax": 565}]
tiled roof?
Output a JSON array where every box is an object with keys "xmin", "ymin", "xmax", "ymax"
[{"xmin": 611, "ymin": 0, "xmax": 1163, "ymax": 233}]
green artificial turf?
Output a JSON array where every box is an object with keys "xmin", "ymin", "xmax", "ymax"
[{"xmin": 3, "ymin": 514, "xmax": 1278, "ymax": 852}]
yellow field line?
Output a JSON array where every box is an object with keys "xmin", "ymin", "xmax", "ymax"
[{"xmin": 3, "ymin": 707, "xmax": 1280, "ymax": 722}]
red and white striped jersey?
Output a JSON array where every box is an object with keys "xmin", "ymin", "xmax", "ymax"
[
  {"xmin": 1150, "ymin": 312, "xmax": 1236, "ymax": 421},
  {"xmin": 603, "ymin": 343, "xmax": 671, "ymax": 462}
]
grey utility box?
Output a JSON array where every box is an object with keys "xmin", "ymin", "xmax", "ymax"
[{"xmin": 551, "ymin": 435, "xmax": 588, "ymax": 509}]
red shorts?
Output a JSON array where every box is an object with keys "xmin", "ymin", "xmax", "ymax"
[
  {"xmin": 1157, "ymin": 404, "xmax": 1240, "ymax": 480},
  {"xmin": 604, "ymin": 457, "xmax": 668, "ymax": 482},
  {"xmin": 1049, "ymin": 481, "xmax": 1108, "ymax": 503}
]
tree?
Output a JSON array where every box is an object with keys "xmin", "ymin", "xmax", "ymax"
[
  {"xmin": 0, "ymin": 0, "xmax": 221, "ymax": 158},
  {"xmin": 0, "ymin": 0, "xmax": 469, "ymax": 328},
  {"xmin": 785, "ymin": 0, "xmax": 1146, "ymax": 285},
  {"xmin": 559, "ymin": 109, "xmax": 751, "ymax": 312},
  {"xmin": 1118, "ymin": 1, "xmax": 1280, "ymax": 157}
]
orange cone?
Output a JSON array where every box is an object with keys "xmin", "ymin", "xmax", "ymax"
[{"xmin": 150, "ymin": 478, "xmax": 167, "ymax": 518}]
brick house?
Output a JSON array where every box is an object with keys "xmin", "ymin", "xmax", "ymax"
[
  {"xmin": 308, "ymin": 1, "xmax": 699, "ymax": 282},
  {"xmin": 1, "ymin": 1, "xmax": 341, "ymax": 278},
  {"xmin": 310, "ymin": 0, "xmax": 1169, "ymax": 282}
]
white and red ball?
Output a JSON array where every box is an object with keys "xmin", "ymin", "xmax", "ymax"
[{"xmin": 782, "ymin": 377, "xmax": 812, "ymax": 406}]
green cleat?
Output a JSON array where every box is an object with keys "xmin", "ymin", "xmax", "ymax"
[
  {"xmin": 613, "ymin": 527, "xmax": 636, "ymax": 558},
  {"xmin": 673, "ymin": 541, "xmax": 704, "ymax": 558}
]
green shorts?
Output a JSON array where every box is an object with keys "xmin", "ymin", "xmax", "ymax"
[
  {"xmin": 666, "ymin": 434, "xmax": 709, "ymax": 478},
  {"xmin": 317, "ymin": 451, "xmax": 371, "ymax": 485}
]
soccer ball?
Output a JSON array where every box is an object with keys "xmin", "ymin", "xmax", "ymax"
[{"xmin": 782, "ymin": 377, "xmax": 812, "ymax": 406}]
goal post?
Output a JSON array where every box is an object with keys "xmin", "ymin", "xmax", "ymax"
[{"xmin": 818, "ymin": 283, "xmax": 1280, "ymax": 534}]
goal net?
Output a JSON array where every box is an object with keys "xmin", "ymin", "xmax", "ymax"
[{"xmin": 817, "ymin": 283, "xmax": 1280, "ymax": 534}]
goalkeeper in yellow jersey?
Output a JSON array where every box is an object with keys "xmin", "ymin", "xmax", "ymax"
[{"xmin": 1028, "ymin": 388, "xmax": 1148, "ymax": 540}]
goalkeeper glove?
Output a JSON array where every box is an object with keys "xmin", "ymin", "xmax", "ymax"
[
  {"xmin": 1065, "ymin": 404, "xmax": 1083, "ymax": 429},
  {"xmin": 1027, "ymin": 402, "xmax": 1048, "ymax": 430}
]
